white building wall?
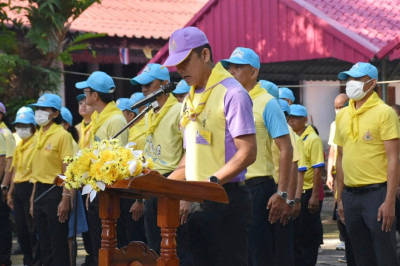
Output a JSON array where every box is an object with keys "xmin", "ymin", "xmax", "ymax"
[
  {"xmin": 300, "ymin": 80, "xmax": 340, "ymax": 149},
  {"xmin": 393, "ymin": 83, "xmax": 400, "ymax": 104}
]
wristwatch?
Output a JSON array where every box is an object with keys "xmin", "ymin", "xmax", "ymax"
[
  {"xmin": 209, "ymin": 176, "xmax": 220, "ymax": 184},
  {"xmin": 1, "ymin": 185, "xmax": 8, "ymax": 191},
  {"xmin": 286, "ymin": 199, "xmax": 295, "ymax": 207},
  {"xmin": 294, "ymin": 198, "xmax": 301, "ymax": 204},
  {"xmin": 277, "ymin": 190, "xmax": 288, "ymax": 200}
]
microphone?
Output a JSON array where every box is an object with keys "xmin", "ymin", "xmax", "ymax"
[{"xmin": 130, "ymin": 82, "xmax": 175, "ymax": 110}]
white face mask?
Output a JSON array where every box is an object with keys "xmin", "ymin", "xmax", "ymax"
[
  {"xmin": 15, "ymin": 127, "xmax": 32, "ymax": 140},
  {"xmin": 345, "ymin": 79, "xmax": 373, "ymax": 101},
  {"xmin": 34, "ymin": 110, "xmax": 52, "ymax": 126}
]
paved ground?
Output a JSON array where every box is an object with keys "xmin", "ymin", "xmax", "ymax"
[{"xmin": 10, "ymin": 195, "xmax": 348, "ymax": 266}]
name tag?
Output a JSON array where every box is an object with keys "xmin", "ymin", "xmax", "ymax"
[{"xmin": 196, "ymin": 130, "xmax": 211, "ymax": 145}]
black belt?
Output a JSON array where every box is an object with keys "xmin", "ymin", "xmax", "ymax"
[
  {"xmin": 223, "ymin": 181, "xmax": 246, "ymax": 191},
  {"xmin": 345, "ymin": 182, "xmax": 387, "ymax": 194},
  {"xmin": 245, "ymin": 176, "xmax": 272, "ymax": 187}
]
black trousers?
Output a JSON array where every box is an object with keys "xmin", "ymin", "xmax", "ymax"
[
  {"xmin": 343, "ymin": 186, "xmax": 399, "ymax": 266},
  {"xmin": 187, "ymin": 183, "xmax": 252, "ymax": 266},
  {"xmin": 333, "ymin": 202, "xmax": 356, "ymax": 266},
  {"xmin": 117, "ymin": 198, "xmax": 146, "ymax": 248},
  {"xmin": 0, "ymin": 189, "xmax": 11, "ymax": 266},
  {"xmin": 13, "ymin": 182, "xmax": 40, "ymax": 266},
  {"xmin": 246, "ymin": 177, "xmax": 276, "ymax": 266},
  {"xmin": 293, "ymin": 189, "xmax": 322, "ymax": 266},
  {"xmin": 34, "ymin": 183, "xmax": 70, "ymax": 266}
]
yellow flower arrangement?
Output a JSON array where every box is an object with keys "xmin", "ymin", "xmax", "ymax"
[{"xmin": 61, "ymin": 139, "xmax": 153, "ymax": 201}]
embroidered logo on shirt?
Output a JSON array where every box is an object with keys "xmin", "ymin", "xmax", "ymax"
[
  {"xmin": 44, "ymin": 143, "xmax": 52, "ymax": 151},
  {"xmin": 231, "ymin": 48, "xmax": 244, "ymax": 59},
  {"xmin": 362, "ymin": 129, "xmax": 373, "ymax": 141}
]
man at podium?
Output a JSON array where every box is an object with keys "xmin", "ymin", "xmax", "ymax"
[{"xmin": 164, "ymin": 27, "xmax": 257, "ymax": 265}]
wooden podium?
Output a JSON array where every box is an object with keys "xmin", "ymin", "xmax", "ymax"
[{"xmin": 81, "ymin": 171, "xmax": 228, "ymax": 266}]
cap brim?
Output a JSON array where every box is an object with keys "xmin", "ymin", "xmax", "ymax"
[
  {"xmin": 130, "ymin": 73, "xmax": 156, "ymax": 85},
  {"xmin": 173, "ymin": 88, "xmax": 190, "ymax": 94},
  {"xmin": 163, "ymin": 49, "xmax": 192, "ymax": 67},
  {"xmin": 75, "ymin": 81, "xmax": 88, "ymax": 89},
  {"xmin": 220, "ymin": 58, "xmax": 250, "ymax": 68},
  {"xmin": 338, "ymin": 70, "xmax": 367, "ymax": 80},
  {"xmin": 29, "ymin": 103, "xmax": 60, "ymax": 111}
]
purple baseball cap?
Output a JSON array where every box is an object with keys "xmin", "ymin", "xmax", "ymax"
[{"xmin": 163, "ymin": 27, "xmax": 209, "ymax": 67}]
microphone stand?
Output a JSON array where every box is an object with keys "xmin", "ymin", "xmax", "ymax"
[{"xmin": 112, "ymin": 101, "xmax": 159, "ymax": 139}]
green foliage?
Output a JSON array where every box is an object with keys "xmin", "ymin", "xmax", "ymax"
[{"xmin": 0, "ymin": 0, "xmax": 101, "ymax": 103}]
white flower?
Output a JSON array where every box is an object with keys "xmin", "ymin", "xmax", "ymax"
[
  {"xmin": 128, "ymin": 160, "xmax": 137, "ymax": 176},
  {"xmin": 96, "ymin": 181, "xmax": 106, "ymax": 191}
]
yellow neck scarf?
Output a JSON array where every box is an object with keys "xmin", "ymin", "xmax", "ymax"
[
  {"xmin": 90, "ymin": 101, "xmax": 122, "ymax": 142},
  {"xmin": 11, "ymin": 135, "xmax": 35, "ymax": 171},
  {"xmin": 79, "ymin": 121, "xmax": 92, "ymax": 149},
  {"xmin": 180, "ymin": 84, "xmax": 217, "ymax": 128},
  {"xmin": 27, "ymin": 123, "xmax": 60, "ymax": 169},
  {"xmin": 249, "ymin": 83, "xmax": 267, "ymax": 99},
  {"xmin": 347, "ymin": 92, "xmax": 383, "ymax": 141},
  {"xmin": 129, "ymin": 117, "xmax": 146, "ymax": 142},
  {"xmin": 146, "ymin": 94, "xmax": 177, "ymax": 135}
]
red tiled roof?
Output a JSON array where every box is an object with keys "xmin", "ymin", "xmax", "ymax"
[
  {"xmin": 150, "ymin": 0, "xmax": 400, "ymax": 65},
  {"xmin": 3, "ymin": 0, "xmax": 208, "ymax": 40},
  {"xmin": 299, "ymin": 0, "xmax": 400, "ymax": 58}
]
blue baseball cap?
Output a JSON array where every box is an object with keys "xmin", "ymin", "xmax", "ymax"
[
  {"xmin": 338, "ymin": 62, "xmax": 378, "ymax": 80},
  {"xmin": 173, "ymin": 80, "xmax": 191, "ymax": 94},
  {"xmin": 290, "ymin": 104, "xmax": 307, "ymax": 117},
  {"xmin": 220, "ymin": 47, "xmax": 260, "ymax": 69},
  {"xmin": 75, "ymin": 71, "xmax": 116, "ymax": 93},
  {"xmin": 13, "ymin": 107, "xmax": 36, "ymax": 125},
  {"xmin": 116, "ymin": 98, "xmax": 138, "ymax": 115},
  {"xmin": 61, "ymin": 107, "xmax": 73, "ymax": 125},
  {"xmin": 260, "ymin": 80, "xmax": 279, "ymax": 98},
  {"xmin": 29, "ymin": 93, "xmax": 62, "ymax": 111},
  {"xmin": 130, "ymin": 92, "xmax": 145, "ymax": 102},
  {"xmin": 278, "ymin": 99, "xmax": 290, "ymax": 115},
  {"xmin": 76, "ymin": 94, "xmax": 86, "ymax": 101},
  {"xmin": 279, "ymin": 87, "xmax": 295, "ymax": 103},
  {"xmin": 130, "ymin": 63, "xmax": 170, "ymax": 85}
]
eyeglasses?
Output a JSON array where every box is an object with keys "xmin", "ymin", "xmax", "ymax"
[{"xmin": 83, "ymin": 88, "xmax": 93, "ymax": 94}]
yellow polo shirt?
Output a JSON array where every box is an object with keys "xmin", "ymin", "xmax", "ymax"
[
  {"xmin": 0, "ymin": 133, "xmax": 6, "ymax": 156},
  {"xmin": 272, "ymin": 125, "xmax": 301, "ymax": 183},
  {"xmin": 334, "ymin": 96, "xmax": 400, "ymax": 187},
  {"xmin": 0, "ymin": 122, "xmax": 16, "ymax": 158},
  {"xmin": 13, "ymin": 136, "xmax": 36, "ymax": 183},
  {"xmin": 92, "ymin": 112, "xmax": 128, "ymax": 146},
  {"xmin": 31, "ymin": 124, "xmax": 74, "ymax": 184},
  {"xmin": 300, "ymin": 125, "xmax": 325, "ymax": 190},
  {"xmin": 129, "ymin": 118, "xmax": 146, "ymax": 151},
  {"xmin": 143, "ymin": 102, "xmax": 183, "ymax": 175}
]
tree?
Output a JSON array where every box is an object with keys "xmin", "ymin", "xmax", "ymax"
[{"xmin": 0, "ymin": 0, "xmax": 102, "ymax": 117}]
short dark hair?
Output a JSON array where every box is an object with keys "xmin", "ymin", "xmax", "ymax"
[
  {"xmin": 89, "ymin": 88, "xmax": 114, "ymax": 103},
  {"xmin": 193, "ymin": 43, "xmax": 213, "ymax": 63},
  {"xmin": 52, "ymin": 108, "xmax": 63, "ymax": 124}
]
